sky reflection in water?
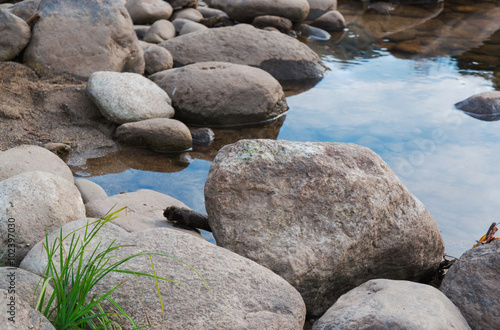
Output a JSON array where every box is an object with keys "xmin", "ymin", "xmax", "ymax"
[
  {"xmin": 87, "ymin": 51, "xmax": 500, "ymax": 257},
  {"xmin": 281, "ymin": 51, "xmax": 500, "ymax": 257}
]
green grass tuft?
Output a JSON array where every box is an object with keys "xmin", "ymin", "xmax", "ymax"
[{"xmin": 34, "ymin": 207, "xmax": 209, "ymax": 329}]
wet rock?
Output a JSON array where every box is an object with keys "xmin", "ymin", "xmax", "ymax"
[
  {"xmin": 125, "ymin": 0, "xmax": 173, "ymax": 24},
  {"xmin": 0, "ymin": 267, "xmax": 54, "ymax": 312},
  {"xmin": 0, "ymin": 9, "xmax": 31, "ymax": 61},
  {"xmin": 133, "ymin": 24, "xmax": 150, "ymax": 39},
  {"xmin": 306, "ymin": 0, "xmax": 337, "ymax": 21},
  {"xmin": 211, "ymin": 0, "xmax": 310, "ymax": 22},
  {"xmin": 205, "ymin": 140, "xmax": 444, "ymax": 316},
  {"xmin": 20, "ymin": 218, "xmax": 128, "ymax": 277},
  {"xmin": 0, "ymin": 171, "xmax": 85, "ymax": 266},
  {"xmin": 440, "ymin": 240, "xmax": 500, "ymax": 330},
  {"xmin": 159, "ymin": 24, "xmax": 327, "ymax": 81},
  {"xmin": 167, "ymin": 0, "xmax": 198, "ymax": 10},
  {"xmin": 369, "ymin": 1, "xmax": 396, "ymax": 15},
  {"xmin": 90, "ymin": 228, "xmax": 306, "ymax": 329},
  {"xmin": 23, "ymin": 0, "xmax": 144, "ymax": 78},
  {"xmin": 313, "ymin": 279, "xmax": 470, "ymax": 330},
  {"xmin": 115, "ymin": 118, "xmax": 192, "ymax": 152},
  {"xmin": 252, "ymin": 15, "xmax": 293, "ymax": 33},
  {"xmin": 171, "ymin": 7, "xmax": 203, "ymax": 21},
  {"xmin": 190, "ymin": 127, "xmax": 215, "ymax": 146},
  {"xmin": 197, "ymin": 6, "xmax": 228, "ymax": 19},
  {"xmin": 155, "ymin": 62, "xmax": 288, "ymax": 126},
  {"xmin": 294, "ymin": 23, "xmax": 330, "ymax": 40},
  {"xmin": 455, "ymin": 91, "xmax": 500, "ymax": 121},
  {"xmin": 143, "ymin": 19, "xmax": 176, "ymax": 43},
  {"xmin": 0, "ymin": 289, "xmax": 55, "ymax": 330},
  {"xmin": 85, "ymin": 189, "xmax": 199, "ymax": 235},
  {"xmin": 7, "ymin": 0, "xmax": 39, "ymax": 21},
  {"xmin": 43, "ymin": 142, "xmax": 71, "ymax": 156},
  {"xmin": 311, "ymin": 10, "xmax": 345, "ymax": 32},
  {"xmin": 74, "ymin": 179, "xmax": 108, "ymax": 205},
  {"xmin": 86, "ymin": 71, "xmax": 174, "ymax": 124},
  {"xmin": 144, "ymin": 44, "xmax": 173, "ymax": 75},
  {"xmin": 0, "ymin": 145, "xmax": 73, "ymax": 182}
]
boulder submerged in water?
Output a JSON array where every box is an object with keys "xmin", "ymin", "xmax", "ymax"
[
  {"xmin": 205, "ymin": 139, "xmax": 445, "ymax": 316},
  {"xmin": 154, "ymin": 61, "xmax": 288, "ymax": 126},
  {"xmin": 455, "ymin": 91, "xmax": 500, "ymax": 121}
]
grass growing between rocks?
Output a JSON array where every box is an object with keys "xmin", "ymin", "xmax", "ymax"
[{"xmin": 34, "ymin": 207, "xmax": 209, "ymax": 329}]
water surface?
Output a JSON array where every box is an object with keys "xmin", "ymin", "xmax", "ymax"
[{"xmin": 74, "ymin": 0, "xmax": 500, "ymax": 257}]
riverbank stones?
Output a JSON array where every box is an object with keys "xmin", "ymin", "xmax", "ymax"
[
  {"xmin": 154, "ymin": 62, "xmax": 288, "ymax": 126},
  {"xmin": 0, "ymin": 9, "xmax": 31, "ymax": 61},
  {"xmin": 115, "ymin": 118, "xmax": 192, "ymax": 152},
  {"xmin": 23, "ymin": 0, "xmax": 144, "ymax": 78},
  {"xmin": 211, "ymin": 0, "xmax": 310, "ymax": 22},
  {"xmin": 313, "ymin": 279, "xmax": 470, "ymax": 329},
  {"xmin": 159, "ymin": 24, "xmax": 327, "ymax": 81},
  {"xmin": 205, "ymin": 140, "xmax": 444, "ymax": 316},
  {"xmin": 86, "ymin": 71, "xmax": 174, "ymax": 124}
]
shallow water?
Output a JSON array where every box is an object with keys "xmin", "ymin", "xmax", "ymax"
[{"xmin": 73, "ymin": 0, "xmax": 500, "ymax": 257}]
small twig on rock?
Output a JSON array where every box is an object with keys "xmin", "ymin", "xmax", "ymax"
[{"xmin": 163, "ymin": 206, "xmax": 212, "ymax": 232}]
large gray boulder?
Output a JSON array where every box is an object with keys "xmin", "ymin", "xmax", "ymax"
[
  {"xmin": 1, "ymin": 289, "xmax": 55, "ymax": 330},
  {"xmin": 0, "ymin": 171, "xmax": 85, "ymax": 266},
  {"xmin": 86, "ymin": 71, "xmax": 175, "ymax": 124},
  {"xmin": 0, "ymin": 9, "xmax": 31, "ymax": 61},
  {"xmin": 211, "ymin": 0, "xmax": 310, "ymax": 22},
  {"xmin": 23, "ymin": 0, "xmax": 144, "ymax": 78},
  {"xmin": 313, "ymin": 279, "xmax": 470, "ymax": 329},
  {"xmin": 85, "ymin": 189, "xmax": 198, "ymax": 235},
  {"xmin": 115, "ymin": 118, "xmax": 192, "ymax": 152},
  {"xmin": 91, "ymin": 228, "xmax": 306, "ymax": 329},
  {"xmin": 125, "ymin": 0, "xmax": 173, "ymax": 24},
  {"xmin": 154, "ymin": 62, "xmax": 288, "ymax": 126},
  {"xmin": 159, "ymin": 24, "xmax": 327, "ymax": 81},
  {"xmin": 455, "ymin": 91, "xmax": 500, "ymax": 121},
  {"xmin": 0, "ymin": 145, "xmax": 74, "ymax": 182},
  {"xmin": 205, "ymin": 140, "xmax": 444, "ymax": 316},
  {"xmin": 20, "ymin": 218, "xmax": 128, "ymax": 278},
  {"xmin": 440, "ymin": 240, "xmax": 500, "ymax": 330}
]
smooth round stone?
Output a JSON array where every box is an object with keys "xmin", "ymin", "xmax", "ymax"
[
  {"xmin": 144, "ymin": 45, "xmax": 174, "ymax": 75},
  {"xmin": 126, "ymin": 0, "xmax": 173, "ymax": 24},
  {"xmin": 143, "ymin": 19, "xmax": 176, "ymax": 43},
  {"xmin": 311, "ymin": 10, "xmax": 346, "ymax": 32},
  {"xmin": 155, "ymin": 61, "xmax": 288, "ymax": 126},
  {"xmin": 86, "ymin": 71, "xmax": 174, "ymax": 124},
  {"xmin": 171, "ymin": 7, "xmax": 203, "ymax": 22},
  {"xmin": 252, "ymin": 15, "xmax": 293, "ymax": 33},
  {"xmin": 0, "ymin": 9, "xmax": 31, "ymax": 61},
  {"xmin": 115, "ymin": 118, "xmax": 192, "ymax": 152}
]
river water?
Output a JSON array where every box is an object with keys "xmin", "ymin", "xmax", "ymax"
[{"xmin": 73, "ymin": 0, "xmax": 500, "ymax": 258}]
